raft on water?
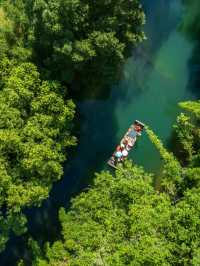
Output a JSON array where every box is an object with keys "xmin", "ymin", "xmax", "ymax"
[{"xmin": 107, "ymin": 120, "xmax": 145, "ymax": 169}]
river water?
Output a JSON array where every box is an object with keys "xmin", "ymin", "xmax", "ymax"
[{"xmin": 0, "ymin": 0, "xmax": 199, "ymax": 265}]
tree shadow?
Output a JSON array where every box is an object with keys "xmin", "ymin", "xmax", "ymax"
[{"xmin": 0, "ymin": 0, "xmax": 190, "ymax": 265}]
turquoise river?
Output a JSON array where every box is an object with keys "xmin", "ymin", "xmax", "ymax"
[{"xmin": 0, "ymin": 0, "xmax": 199, "ymax": 265}]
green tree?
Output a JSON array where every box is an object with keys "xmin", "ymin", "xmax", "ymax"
[
  {"xmin": 0, "ymin": 62, "xmax": 75, "ymax": 251},
  {"xmin": 165, "ymin": 187, "xmax": 200, "ymax": 265},
  {"xmin": 145, "ymin": 127, "xmax": 182, "ymax": 197},
  {"xmin": 0, "ymin": 0, "xmax": 146, "ymax": 255},
  {"xmin": 31, "ymin": 162, "xmax": 174, "ymax": 266},
  {"xmin": 172, "ymin": 101, "xmax": 200, "ymax": 166},
  {"xmin": 18, "ymin": 0, "xmax": 145, "ymax": 89},
  {"xmin": 0, "ymin": 2, "xmax": 31, "ymax": 62},
  {"xmin": 25, "ymin": 110, "xmax": 200, "ymax": 265}
]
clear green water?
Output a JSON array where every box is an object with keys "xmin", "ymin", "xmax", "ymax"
[
  {"xmin": 115, "ymin": 29, "xmax": 195, "ymax": 172},
  {"xmin": 72, "ymin": 0, "xmax": 197, "ymax": 178},
  {"xmin": 0, "ymin": 0, "xmax": 199, "ymax": 264}
]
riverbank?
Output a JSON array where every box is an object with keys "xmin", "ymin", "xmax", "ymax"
[{"xmin": 0, "ymin": 0, "xmax": 199, "ymax": 264}]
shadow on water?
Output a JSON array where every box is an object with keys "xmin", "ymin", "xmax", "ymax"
[
  {"xmin": 186, "ymin": 45, "xmax": 200, "ymax": 99},
  {"xmin": 0, "ymin": 0, "xmax": 199, "ymax": 265},
  {"xmin": 166, "ymin": 0, "xmax": 200, "ymax": 156},
  {"xmin": 179, "ymin": 0, "xmax": 200, "ymax": 99},
  {"xmin": 182, "ymin": 1, "xmax": 200, "ymax": 101}
]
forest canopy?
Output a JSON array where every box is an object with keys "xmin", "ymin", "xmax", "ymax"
[
  {"xmin": 1, "ymin": 0, "xmax": 145, "ymax": 92},
  {"xmin": 29, "ymin": 101, "xmax": 200, "ymax": 266},
  {"xmin": 1, "ymin": 0, "xmax": 200, "ymax": 265},
  {"xmin": 0, "ymin": 0, "xmax": 145, "ymax": 255},
  {"xmin": 0, "ymin": 60, "xmax": 76, "ymax": 252}
]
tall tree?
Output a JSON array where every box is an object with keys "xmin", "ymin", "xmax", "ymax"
[
  {"xmin": 10, "ymin": 0, "xmax": 146, "ymax": 90},
  {"xmin": 28, "ymin": 121, "xmax": 200, "ymax": 265},
  {"xmin": 30, "ymin": 162, "xmax": 174, "ymax": 266},
  {"xmin": 0, "ymin": 62, "xmax": 76, "ymax": 251}
]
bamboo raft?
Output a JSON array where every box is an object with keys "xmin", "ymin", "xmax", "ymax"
[{"xmin": 107, "ymin": 120, "xmax": 145, "ymax": 169}]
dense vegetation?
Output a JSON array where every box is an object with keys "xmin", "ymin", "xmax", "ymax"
[
  {"xmin": 0, "ymin": 60, "xmax": 76, "ymax": 251},
  {"xmin": 29, "ymin": 0, "xmax": 145, "ymax": 89},
  {"xmin": 1, "ymin": 0, "xmax": 200, "ymax": 265},
  {"xmin": 0, "ymin": 0, "xmax": 145, "ymax": 256},
  {"xmin": 1, "ymin": 0, "xmax": 145, "ymax": 92},
  {"xmin": 27, "ymin": 101, "xmax": 200, "ymax": 266}
]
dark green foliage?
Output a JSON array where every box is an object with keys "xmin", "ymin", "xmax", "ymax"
[
  {"xmin": 0, "ymin": 61, "xmax": 76, "ymax": 251},
  {"xmin": 172, "ymin": 101, "xmax": 200, "ymax": 166},
  {"xmin": 0, "ymin": 0, "xmax": 146, "ymax": 254},
  {"xmin": 0, "ymin": 3, "xmax": 31, "ymax": 62},
  {"xmin": 15, "ymin": 0, "xmax": 145, "ymax": 88},
  {"xmin": 167, "ymin": 187, "xmax": 200, "ymax": 265},
  {"xmin": 3, "ymin": 1, "xmax": 200, "ymax": 265},
  {"xmin": 30, "ymin": 160, "xmax": 200, "ymax": 266},
  {"xmin": 30, "ymin": 100, "xmax": 200, "ymax": 266},
  {"xmin": 145, "ymin": 127, "xmax": 183, "ymax": 198},
  {"xmin": 32, "ymin": 162, "xmax": 174, "ymax": 266}
]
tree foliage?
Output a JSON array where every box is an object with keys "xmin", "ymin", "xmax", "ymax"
[
  {"xmin": 32, "ymin": 0, "xmax": 145, "ymax": 84},
  {"xmin": 29, "ymin": 100, "xmax": 200, "ymax": 266},
  {"xmin": 0, "ymin": 2, "xmax": 31, "ymax": 62},
  {"xmin": 0, "ymin": 0, "xmax": 146, "ymax": 254},
  {"xmin": 0, "ymin": 61, "xmax": 75, "ymax": 251},
  {"xmin": 32, "ymin": 162, "xmax": 174, "ymax": 266},
  {"xmin": 3, "ymin": 1, "xmax": 200, "ymax": 265},
  {"xmin": 145, "ymin": 127, "xmax": 182, "ymax": 197},
  {"xmin": 30, "ymin": 158, "xmax": 200, "ymax": 266},
  {"xmin": 170, "ymin": 103, "xmax": 199, "ymax": 163},
  {"xmin": 2, "ymin": 0, "xmax": 145, "ymax": 89}
]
